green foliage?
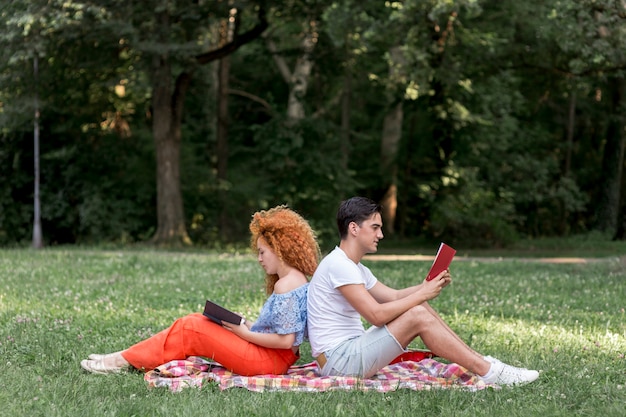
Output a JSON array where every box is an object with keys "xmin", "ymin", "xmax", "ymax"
[
  {"xmin": 37, "ymin": 128, "xmax": 157, "ymax": 244},
  {"xmin": 1, "ymin": 0, "xmax": 626, "ymax": 247},
  {"xmin": 429, "ymin": 166, "xmax": 519, "ymax": 247},
  {"xmin": 238, "ymin": 115, "xmax": 359, "ymax": 248},
  {"xmin": 0, "ymin": 133, "xmax": 32, "ymax": 245},
  {"xmin": 442, "ymin": 25, "xmax": 592, "ymax": 238}
]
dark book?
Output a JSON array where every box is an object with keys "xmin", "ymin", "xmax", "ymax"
[
  {"xmin": 426, "ymin": 242, "xmax": 457, "ymax": 281},
  {"xmin": 202, "ymin": 299, "xmax": 245, "ymax": 325}
]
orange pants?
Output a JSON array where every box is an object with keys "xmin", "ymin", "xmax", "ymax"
[{"xmin": 122, "ymin": 313, "xmax": 298, "ymax": 375}]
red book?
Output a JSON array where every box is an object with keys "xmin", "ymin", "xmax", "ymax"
[{"xmin": 426, "ymin": 243, "xmax": 456, "ymax": 281}]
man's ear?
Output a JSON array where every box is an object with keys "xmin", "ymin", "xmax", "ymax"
[{"xmin": 349, "ymin": 221, "xmax": 359, "ymax": 236}]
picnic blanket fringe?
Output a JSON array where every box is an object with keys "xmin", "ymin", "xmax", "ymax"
[{"xmin": 144, "ymin": 356, "xmax": 496, "ymax": 393}]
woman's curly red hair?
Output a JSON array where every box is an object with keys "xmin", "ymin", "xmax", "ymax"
[{"xmin": 249, "ymin": 205, "xmax": 320, "ymax": 295}]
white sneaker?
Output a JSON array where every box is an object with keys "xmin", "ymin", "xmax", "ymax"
[{"xmin": 484, "ymin": 359, "xmax": 539, "ymax": 386}]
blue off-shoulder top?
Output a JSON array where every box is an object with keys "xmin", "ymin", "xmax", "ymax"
[{"xmin": 250, "ymin": 283, "xmax": 308, "ymax": 346}]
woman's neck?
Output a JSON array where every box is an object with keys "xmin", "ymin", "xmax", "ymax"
[{"xmin": 278, "ymin": 266, "xmax": 306, "ymax": 280}]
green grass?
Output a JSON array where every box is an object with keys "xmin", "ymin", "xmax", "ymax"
[
  {"xmin": 0, "ymin": 247, "xmax": 624, "ymax": 417},
  {"xmin": 377, "ymin": 232, "xmax": 626, "ymax": 258}
]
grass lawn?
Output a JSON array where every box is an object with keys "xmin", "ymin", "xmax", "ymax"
[{"xmin": 0, "ymin": 245, "xmax": 624, "ymax": 417}]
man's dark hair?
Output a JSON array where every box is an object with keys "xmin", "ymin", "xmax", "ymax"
[{"xmin": 336, "ymin": 197, "xmax": 382, "ymax": 239}]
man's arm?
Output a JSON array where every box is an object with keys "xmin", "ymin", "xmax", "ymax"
[
  {"xmin": 368, "ymin": 281, "xmax": 419, "ymax": 302},
  {"xmin": 368, "ymin": 270, "xmax": 452, "ymax": 303},
  {"xmin": 339, "ymin": 277, "xmax": 447, "ymax": 327}
]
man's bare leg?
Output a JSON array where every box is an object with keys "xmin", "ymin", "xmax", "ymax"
[
  {"xmin": 422, "ymin": 302, "xmax": 485, "ymax": 360},
  {"xmin": 387, "ymin": 304, "xmax": 490, "ymax": 376}
]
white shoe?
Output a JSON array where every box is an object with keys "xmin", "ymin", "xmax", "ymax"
[
  {"xmin": 88, "ymin": 352, "xmax": 124, "ymax": 361},
  {"xmin": 484, "ymin": 359, "xmax": 539, "ymax": 386},
  {"xmin": 80, "ymin": 359, "xmax": 128, "ymax": 375},
  {"xmin": 88, "ymin": 354, "xmax": 106, "ymax": 360}
]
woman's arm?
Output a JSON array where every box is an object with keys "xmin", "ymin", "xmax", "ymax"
[{"xmin": 222, "ymin": 322, "xmax": 296, "ymax": 349}]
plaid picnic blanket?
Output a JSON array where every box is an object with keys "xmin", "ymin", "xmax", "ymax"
[{"xmin": 144, "ymin": 356, "xmax": 495, "ymax": 393}]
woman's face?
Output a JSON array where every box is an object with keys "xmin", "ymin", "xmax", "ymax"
[{"xmin": 256, "ymin": 237, "xmax": 280, "ymax": 275}]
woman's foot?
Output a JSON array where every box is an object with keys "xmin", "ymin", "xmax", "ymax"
[
  {"xmin": 88, "ymin": 350, "xmax": 126, "ymax": 361},
  {"xmin": 87, "ymin": 354, "xmax": 105, "ymax": 360},
  {"xmin": 81, "ymin": 352, "xmax": 130, "ymax": 374}
]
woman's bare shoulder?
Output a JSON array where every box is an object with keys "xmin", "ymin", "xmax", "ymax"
[{"xmin": 274, "ymin": 271, "xmax": 308, "ymax": 294}]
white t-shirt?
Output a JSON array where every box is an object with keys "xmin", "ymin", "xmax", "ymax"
[{"xmin": 307, "ymin": 246, "xmax": 378, "ymax": 358}]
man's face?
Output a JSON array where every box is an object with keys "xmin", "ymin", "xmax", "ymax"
[{"xmin": 354, "ymin": 212, "xmax": 384, "ymax": 253}]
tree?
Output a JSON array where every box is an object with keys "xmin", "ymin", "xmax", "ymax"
[
  {"xmin": 4, "ymin": 0, "xmax": 626, "ymax": 247},
  {"xmin": 377, "ymin": 1, "xmax": 481, "ymax": 237},
  {"xmin": 139, "ymin": 2, "xmax": 268, "ymax": 245},
  {"xmin": 379, "ymin": 46, "xmax": 405, "ymax": 235},
  {"xmin": 539, "ymin": 0, "xmax": 626, "ymax": 236},
  {"xmin": 596, "ymin": 77, "xmax": 625, "ymax": 234},
  {"xmin": 265, "ymin": 15, "xmax": 318, "ymax": 124}
]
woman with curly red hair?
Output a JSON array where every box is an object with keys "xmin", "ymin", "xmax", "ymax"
[{"xmin": 81, "ymin": 205, "xmax": 320, "ymax": 376}]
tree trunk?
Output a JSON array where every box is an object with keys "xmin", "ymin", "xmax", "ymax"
[
  {"xmin": 150, "ymin": 10, "xmax": 189, "ymax": 246},
  {"xmin": 216, "ymin": 11, "xmax": 235, "ymax": 240},
  {"xmin": 595, "ymin": 77, "xmax": 625, "ymax": 234},
  {"xmin": 287, "ymin": 28, "xmax": 315, "ymax": 122},
  {"xmin": 379, "ymin": 46, "xmax": 406, "ymax": 235},
  {"xmin": 380, "ymin": 102, "xmax": 403, "ymax": 235},
  {"xmin": 397, "ymin": 107, "xmax": 419, "ymax": 237},
  {"xmin": 266, "ymin": 20, "xmax": 317, "ymax": 123},
  {"xmin": 150, "ymin": 23, "xmax": 191, "ymax": 246},
  {"xmin": 564, "ymin": 91, "xmax": 576, "ymax": 176},
  {"xmin": 153, "ymin": 125, "xmax": 190, "ymax": 246},
  {"xmin": 32, "ymin": 55, "xmax": 43, "ymax": 249},
  {"xmin": 615, "ymin": 182, "xmax": 626, "ymax": 240},
  {"xmin": 340, "ymin": 71, "xmax": 351, "ymax": 173},
  {"xmin": 558, "ymin": 90, "xmax": 577, "ymax": 234}
]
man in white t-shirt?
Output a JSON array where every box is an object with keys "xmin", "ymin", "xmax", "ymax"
[{"xmin": 307, "ymin": 196, "xmax": 539, "ymax": 385}]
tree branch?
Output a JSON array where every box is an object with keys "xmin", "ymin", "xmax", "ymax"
[
  {"xmin": 172, "ymin": 4, "xmax": 268, "ymax": 123},
  {"xmin": 265, "ymin": 36, "xmax": 292, "ymax": 83},
  {"xmin": 228, "ymin": 88, "xmax": 274, "ymax": 114},
  {"xmin": 195, "ymin": 5, "xmax": 268, "ymax": 65}
]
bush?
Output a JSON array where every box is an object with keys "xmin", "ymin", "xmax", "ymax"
[{"xmin": 429, "ymin": 167, "xmax": 519, "ymax": 247}]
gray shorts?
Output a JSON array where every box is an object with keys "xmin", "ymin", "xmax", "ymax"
[{"xmin": 319, "ymin": 325, "xmax": 406, "ymax": 379}]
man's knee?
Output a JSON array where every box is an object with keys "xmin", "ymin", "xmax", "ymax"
[
  {"xmin": 405, "ymin": 304, "xmax": 436, "ymax": 328},
  {"xmin": 387, "ymin": 304, "xmax": 435, "ymax": 346}
]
